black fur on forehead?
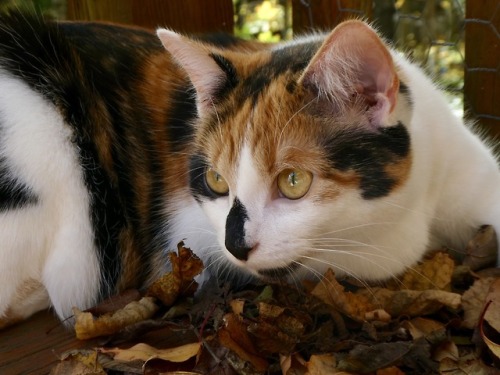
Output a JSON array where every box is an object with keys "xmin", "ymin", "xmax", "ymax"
[
  {"xmin": 239, "ymin": 42, "xmax": 320, "ymax": 105},
  {"xmin": 324, "ymin": 122, "xmax": 411, "ymax": 199}
]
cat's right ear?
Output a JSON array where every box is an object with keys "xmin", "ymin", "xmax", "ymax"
[
  {"xmin": 298, "ymin": 21, "xmax": 399, "ymax": 129},
  {"xmin": 157, "ymin": 29, "xmax": 227, "ymax": 116}
]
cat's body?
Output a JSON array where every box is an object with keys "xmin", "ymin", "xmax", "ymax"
[{"xmin": 0, "ymin": 11, "xmax": 498, "ymax": 327}]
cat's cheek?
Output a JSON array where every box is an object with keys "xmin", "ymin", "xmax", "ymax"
[{"xmin": 198, "ymin": 197, "xmax": 232, "ymax": 252}]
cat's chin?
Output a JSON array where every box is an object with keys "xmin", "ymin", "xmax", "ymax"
[{"xmin": 256, "ymin": 263, "xmax": 300, "ymax": 281}]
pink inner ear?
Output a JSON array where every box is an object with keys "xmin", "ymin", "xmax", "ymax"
[
  {"xmin": 300, "ymin": 21, "xmax": 399, "ymax": 127},
  {"xmin": 157, "ymin": 28, "xmax": 226, "ymax": 115}
]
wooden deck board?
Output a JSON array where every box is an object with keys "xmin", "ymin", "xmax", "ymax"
[{"xmin": 0, "ymin": 310, "xmax": 93, "ymax": 374}]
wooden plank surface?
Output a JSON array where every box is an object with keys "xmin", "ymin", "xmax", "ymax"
[{"xmin": 0, "ymin": 310, "xmax": 93, "ymax": 374}]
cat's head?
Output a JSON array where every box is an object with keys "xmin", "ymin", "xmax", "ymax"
[{"xmin": 158, "ymin": 21, "xmax": 416, "ymax": 282}]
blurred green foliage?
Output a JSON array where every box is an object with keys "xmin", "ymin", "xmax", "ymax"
[
  {"xmin": 233, "ymin": 0, "xmax": 290, "ymax": 42},
  {"xmin": 0, "ymin": 0, "xmax": 65, "ymax": 17}
]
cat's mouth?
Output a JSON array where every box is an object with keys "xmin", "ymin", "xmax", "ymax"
[{"xmin": 257, "ymin": 262, "xmax": 299, "ymax": 280}]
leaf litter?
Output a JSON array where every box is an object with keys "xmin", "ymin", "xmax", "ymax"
[{"xmin": 51, "ymin": 229, "xmax": 500, "ymax": 374}]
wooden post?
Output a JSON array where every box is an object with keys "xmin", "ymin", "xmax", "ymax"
[
  {"xmin": 66, "ymin": 0, "xmax": 234, "ymax": 33},
  {"xmin": 464, "ymin": 0, "xmax": 500, "ymax": 138},
  {"xmin": 291, "ymin": 0, "xmax": 372, "ymax": 34}
]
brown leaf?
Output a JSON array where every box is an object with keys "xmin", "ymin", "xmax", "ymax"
[
  {"xmin": 100, "ymin": 341, "xmax": 201, "ymax": 363},
  {"xmin": 248, "ymin": 319, "xmax": 299, "ymax": 354},
  {"xmin": 439, "ymin": 353, "xmax": 498, "ymax": 375},
  {"xmin": 463, "ymin": 225, "xmax": 498, "ymax": 271},
  {"xmin": 376, "ymin": 367, "xmax": 406, "ymax": 375},
  {"xmin": 74, "ymin": 297, "xmax": 158, "ymax": 340},
  {"xmin": 402, "ymin": 317, "xmax": 446, "ymax": 340},
  {"xmin": 462, "ymin": 277, "xmax": 497, "ymax": 329},
  {"xmin": 389, "ymin": 251, "xmax": 455, "ymax": 291},
  {"xmin": 480, "ymin": 301, "xmax": 500, "ymax": 361},
  {"xmin": 218, "ymin": 313, "xmax": 269, "ymax": 372},
  {"xmin": 484, "ymin": 278, "xmax": 500, "ymax": 333},
  {"xmin": 358, "ymin": 287, "xmax": 461, "ymax": 317},
  {"xmin": 147, "ymin": 242, "xmax": 204, "ymax": 306},
  {"xmin": 337, "ymin": 342, "xmax": 412, "ymax": 373},
  {"xmin": 305, "ymin": 354, "xmax": 339, "ymax": 374},
  {"xmin": 311, "ymin": 269, "xmax": 380, "ymax": 322},
  {"xmin": 432, "ymin": 340, "xmax": 459, "ymax": 362},
  {"xmin": 338, "ymin": 339, "xmax": 438, "ymax": 374},
  {"xmin": 85, "ymin": 289, "xmax": 141, "ymax": 316},
  {"xmin": 51, "ymin": 350, "xmax": 106, "ymax": 375}
]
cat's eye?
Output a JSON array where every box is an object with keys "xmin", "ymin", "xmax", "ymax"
[
  {"xmin": 277, "ymin": 169, "xmax": 313, "ymax": 200},
  {"xmin": 205, "ymin": 168, "xmax": 229, "ymax": 196}
]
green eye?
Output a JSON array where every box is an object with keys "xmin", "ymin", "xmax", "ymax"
[
  {"xmin": 206, "ymin": 168, "xmax": 229, "ymax": 195},
  {"xmin": 277, "ymin": 169, "xmax": 313, "ymax": 200}
]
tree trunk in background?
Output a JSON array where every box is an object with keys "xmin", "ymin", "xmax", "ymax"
[
  {"xmin": 464, "ymin": 0, "xmax": 500, "ymax": 138},
  {"xmin": 66, "ymin": 0, "xmax": 234, "ymax": 34},
  {"xmin": 291, "ymin": 0, "xmax": 372, "ymax": 34}
]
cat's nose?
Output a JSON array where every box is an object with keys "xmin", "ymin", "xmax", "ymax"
[
  {"xmin": 225, "ymin": 197, "xmax": 253, "ymax": 261},
  {"xmin": 225, "ymin": 241, "xmax": 253, "ymax": 261}
]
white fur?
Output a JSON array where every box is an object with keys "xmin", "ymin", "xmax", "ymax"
[
  {"xmin": 166, "ymin": 195, "xmax": 221, "ymax": 284},
  {"xmin": 0, "ymin": 71, "xmax": 100, "ymax": 321},
  {"xmin": 397, "ymin": 53, "xmax": 500, "ymax": 256}
]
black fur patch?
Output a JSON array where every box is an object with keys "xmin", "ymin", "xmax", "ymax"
[
  {"xmin": 239, "ymin": 42, "xmax": 319, "ymax": 105},
  {"xmin": 399, "ymin": 81, "xmax": 413, "ymax": 105},
  {"xmin": 225, "ymin": 198, "xmax": 251, "ymax": 261},
  {"xmin": 326, "ymin": 122, "xmax": 411, "ymax": 199},
  {"xmin": 286, "ymin": 80, "xmax": 297, "ymax": 93},
  {"xmin": 209, "ymin": 53, "xmax": 239, "ymax": 99},
  {"xmin": 189, "ymin": 154, "xmax": 216, "ymax": 201},
  {"xmin": 0, "ymin": 158, "xmax": 38, "ymax": 210},
  {"xmin": 167, "ymin": 85, "xmax": 197, "ymax": 152}
]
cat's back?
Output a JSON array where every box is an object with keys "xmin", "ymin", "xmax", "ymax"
[
  {"xmin": 0, "ymin": 11, "xmax": 188, "ymax": 326},
  {"xmin": 0, "ymin": 11, "xmax": 170, "ymax": 115}
]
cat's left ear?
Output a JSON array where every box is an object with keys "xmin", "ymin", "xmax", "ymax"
[
  {"xmin": 157, "ymin": 29, "xmax": 227, "ymax": 115},
  {"xmin": 299, "ymin": 21, "xmax": 399, "ymax": 128}
]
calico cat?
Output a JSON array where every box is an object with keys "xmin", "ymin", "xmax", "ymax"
[{"xmin": 0, "ymin": 10, "xmax": 499, "ymax": 328}]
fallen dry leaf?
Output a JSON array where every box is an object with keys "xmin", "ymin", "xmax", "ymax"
[
  {"xmin": 463, "ymin": 225, "xmax": 498, "ymax": 271},
  {"xmin": 85, "ymin": 289, "xmax": 141, "ymax": 317},
  {"xmin": 480, "ymin": 301, "xmax": 500, "ymax": 361},
  {"xmin": 74, "ymin": 297, "xmax": 158, "ymax": 340},
  {"xmin": 100, "ymin": 341, "xmax": 201, "ymax": 363},
  {"xmin": 376, "ymin": 367, "xmax": 406, "ymax": 375},
  {"xmin": 462, "ymin": 277, "xmax": 497, "ymax": 329},
  {"xmin": 402, "ymin": 317, "xmax": 446, "ymax": 341},
  {"xmin": 390, "ymin": 251, "xmax": 455, "ymax": 291},
  {"xmin": 305, "ymin": 354, "xmax": 339, "ymax": 374},
  {"xmin": 432, "ymin": 340, "xmax": 459, "ymax": 362},
  {"xmin": 336, "ymin": 340, "xmax": 437, "ymax": 374},
  {"xmin": 311, "ymin": 269, "xmax": 381, "ymax": 322},
  {"xmin": 51, "ymin": 350, "xmax": 106, "ymax": 375},
  {"xmin": 439, "ymin": 352, "xmax": 498, "ymax": 375},
  {"xmin": 147, "ymin": 242, "xmax": 203, "ymax": 306},
  {"xmin": 483, "ymin": 278, "xmax": 500, "ymax": 333},
  {"xmin": 218, "ymin": 313, "xmax": 269, "ymax": 372},
  {"xmin": 357, "ymin": 287, "xmax": 461, "ymax": 317}
]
